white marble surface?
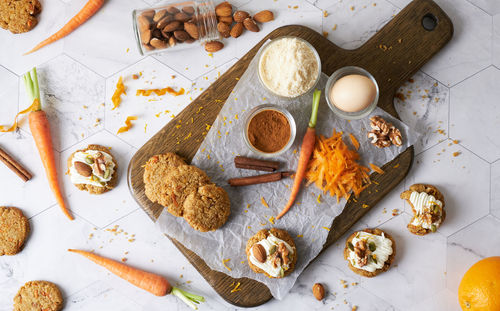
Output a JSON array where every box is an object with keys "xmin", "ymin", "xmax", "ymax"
[{"xmin": 0, "ymin": 0, "xmax": 499, "ymax": 310}]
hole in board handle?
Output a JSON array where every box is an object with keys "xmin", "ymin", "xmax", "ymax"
[{"xmin": 422, "ymin": 13, "xmax": 438, "ymax": 31}]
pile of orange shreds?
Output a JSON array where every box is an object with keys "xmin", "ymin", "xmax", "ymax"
[{"xmin": 306, "ymin": 129, "xmax": 370, "ymax": 202}]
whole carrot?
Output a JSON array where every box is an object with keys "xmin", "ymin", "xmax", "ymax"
[
  {"xmin": 24, "ymin": 0, "xmax": 105, "ymax": 55},
  {"xmin": 277, "ymin": 89, "xmax": 321, "ymax": 219},
  {"xmin": 24, "ymin": 68, "xmax": 74, "ymax": 220},
  {"xmin": 68, "ymin": 249, "xmax": 205, "ymax": 310}
]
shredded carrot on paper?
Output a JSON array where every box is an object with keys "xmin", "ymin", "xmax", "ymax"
[
  {"xmin": 349, "ymin": 133, "xmax": 360, "ymax": 150},
  {"xmin": 0, "ymin": 99, "xmax": 39, "ymax": 132},
  {"xmin": 111, "ymin": 76, "xmax": 126, "ymax": 110},
  {"xmin": 305, "ymin": 129, "xmax": 371, "ymax": 203},
  {"xmin": 117, "ymin": 116, "xmax": 137, "ymax": 134},
  {"xmin": 136, "ymin": 87, "xmax": 185, "ymax": 97},
  {"xmin": 369, "ymin": 163, "xmax": 385, "ymax": 174}
]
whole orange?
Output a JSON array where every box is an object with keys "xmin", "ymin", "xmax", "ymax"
[{"xmin": 458, "ymin": 256, "xmax": 500, "ymax": 311}]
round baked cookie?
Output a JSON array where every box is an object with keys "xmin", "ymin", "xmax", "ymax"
[
  {"xmin": 0, "ymin": 206, "xmax": 30, "ymax": 256},
  {"xmin": 0, "ymin": 0, "xmax": 41, "ymax": 34},
  {"xmin": 13, "ymin": 281, "xmax": 63, "ymax": 311},
  {"xmin": 183, "ymin": 184, "xmax": 231, "ymax": 232},
  {"xmin": 343, "ymin": 228, "xmax": 396, "ymax": 278},
  {"xmin": 161, "ymin": 165, "xmax": 211, "ymax": 217},
  {"xmin": 144, "ymin": 153, "xmax": 186, "ymax": 207},
  {"xmin": 67, "ymin": 144, "xmax": 118, "ymax": 195},
  {"xmin": 246, "ymin": 228, "xmax": 297, "ymax": 278},
  {"xmin": 400, "ymin": 184, "xmax": 445, "ymax": 235}
]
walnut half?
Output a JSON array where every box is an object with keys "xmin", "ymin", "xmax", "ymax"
[{"xmin": 368, "ymin": 116, "xmax": 403, "ymax": 148}]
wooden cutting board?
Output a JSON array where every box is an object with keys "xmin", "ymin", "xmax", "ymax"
[{"xmin": 127, "ymin": 0, "xmax": 453, "ymax": 307}]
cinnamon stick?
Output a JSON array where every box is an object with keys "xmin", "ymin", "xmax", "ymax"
[
  {"xmin": 234, "ymin": 156, "xmax": 280, "ymax": 172},
  {"xmin": 0, "ymin": 147, "xmax": 32, "ymax": 182},
  {"xmin": 228, "ymin": 171, "xmax": 294, "ymax": 187}
]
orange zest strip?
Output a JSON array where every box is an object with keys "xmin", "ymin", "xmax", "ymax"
[
  {"xmin": 305, "ymin": 129, "xmax": 370, "ymax": 203},
  {"xmin": 369, "ymin": 163, "xmax": 385, "ymax": 174},
  {"xmin": 349, "ymin": 133, "xmax": 360, "ymax": 150},
  {"xmin": 117, "ymin": 116, "xmax": 137, "ymax": 134},
  {"xmin": 136, "ymin": 87, "xmax": 185, "ymax": 97},
  {"xmin": 0, "ymin": 99, "xmax": 40, "ymax": 132},
  {"xmin": 111, "ymin": 76, "xmax": 126, "ymax": 110}
]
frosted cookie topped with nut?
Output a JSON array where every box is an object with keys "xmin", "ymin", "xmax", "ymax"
[
  {"xmin": 246, "ymin": 228, "xmax": 297, "ymax": 278},
  {"xmin": 67, "ymin": 144, "xmax": 117, "ymax": 195},
  {"xmin": 400, "ymin": 184, "xmax": 445, "ymax": 235},
  {"xmin": 344, "ymin": 228, "xmax": 396, "ymax": 277}
]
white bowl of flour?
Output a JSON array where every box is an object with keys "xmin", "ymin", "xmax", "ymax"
[{"xmin": 258, "ymin": 36, "xmax": 321, "ymax": 98}]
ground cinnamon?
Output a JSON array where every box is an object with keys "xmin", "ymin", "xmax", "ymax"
[{"xmin": 247, "ymin": 109, "xmax": 291, "ymax": 153}]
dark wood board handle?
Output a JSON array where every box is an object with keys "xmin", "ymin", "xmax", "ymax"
[{"xmin": 127, "ymin": 0, "xmax": 453, "ymax": 307}]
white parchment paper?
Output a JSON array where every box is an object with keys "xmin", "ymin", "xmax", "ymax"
[{"xmin": 155, "ymin": 45, "xmax": 419, "ymax": 299}]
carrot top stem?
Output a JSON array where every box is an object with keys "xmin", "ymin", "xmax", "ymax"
[
  {"xmin": 23, "ymin": 68, "xmax": 41, "ymax": 111},
  {"xmin": 171, "ymin": 287, "xmax": 205, "ymax": 310},
  {"xmin": 308, "ymin": 89, "xmax": 321, "ymax": 128}
]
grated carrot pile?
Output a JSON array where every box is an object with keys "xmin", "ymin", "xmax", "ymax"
[
  {"xmin": 111, "ymin": 76, "xmax": 126, "ymax": 110},
  {"xmin": 306, "ymin": 129, "xmax": 370, "ymax": 202},
  {"xmin": 136, "ymin": 87, "xmax": 185, "ymax": 97}
]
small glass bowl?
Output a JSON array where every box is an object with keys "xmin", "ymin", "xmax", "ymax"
[
  {"xmin": 325, "ymin": 66, "xmax": 379, "ymax": 120},
  {"xmin": 243, "ymin": 104, "xmax": 296, "ymax": 158},
  {"xmin": 257, "ymin": 36, "xmax": 321, "ymax": 99}
]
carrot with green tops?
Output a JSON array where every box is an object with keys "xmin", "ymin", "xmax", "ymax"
[
  {"xmin": 68, "ymin": 249, "xmax": 205, "ymax": 310},
  {"xmin": 24, "ymin": 0, "xmax": 105, "ymax": 55},
  {"xmin": 24, "ymin": 68, "xmax": 74, "ymax": 220},
  {"xmin": 277, "ymin": 89, "xmax": 321, "ymax": 220}
]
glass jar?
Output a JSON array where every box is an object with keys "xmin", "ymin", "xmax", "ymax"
[{"xmin": 132, "ymin": 0, "xmax": 219, "ymax": 55}]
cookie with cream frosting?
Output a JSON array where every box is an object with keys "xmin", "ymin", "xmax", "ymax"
[{"xmin": 400, "ymin": 184, "xmax": 445, "ymax": 235}]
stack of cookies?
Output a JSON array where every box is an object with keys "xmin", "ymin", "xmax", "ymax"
[{"xmin": 144, "ymin": 152, "xmax": 230, "ymax": 232}]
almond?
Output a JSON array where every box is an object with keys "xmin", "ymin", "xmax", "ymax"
[
  {"xmin": 167, "ymin": 6, "xmax": 180, "ymax": 15},
  {"xmin": 215, "ymin": 2, "xmax": 232, "ymax": 17},
  {"xmin": 140, "ymin": 29, "xmax": 151, "ymax": 44},
  {"xmin": 153, "ymin": 9, "xmax": 167, "ymax": 22},
  {"xmin": 74, "ymin": 161, "xmax": 92, "ymax": 177},
  {"xmin": 217, "ymin": 22, "xmax": 230, "ymax": 37},
  {"xmin": 312, "ymin": 283, "xmax": 325, "ymax": 301},
  {"xmin": 184, "ymin": 22, "xmax": 199, "ymax": 39},
  {"xmin": 157, "ymin": 16, "xmax": 174, "ymax": 30},
  {"xmin": 182, "ymin": 6, "xmax": 195, "ymax": 15},
  {"xmin": 162, "ymin": 20, "xmax": 181, "ymax": 32},
  {"xmin": 173, "ymin": 30, "xmax": 190, "ymax": 41},
  {"xmin": 169, "ymin": 36, "xmax": 177, "ymax": 47},
  {"xmin": 204, "ymin": 40, "xmax": 224, "ymax": 52},
  {"xmin": 218, "ymin": 16, "xmax": 233, "ymax": 24},
  {"xmin": 230, "ymin": 22, "xmax": 243, "ymax": 38},
  {"xmin": 252, "ymin": 244, "xmax": 266, "ymax": 263},
  {"xmin": 253, "ymin": 10, "xmax": 274, "ymax": 23},
  {"xmin": 174, "ymin": 12, "xmax": 190, "ymax": 22},
  {"xmin": 233, "ymin": 10, "xmax": 249, "ymax": 23},
  {"xmin": 137, "ymin": 15, "xmax": 151, "ymax": 33},
  {"xmin": 140, "ymin": 9, "xmax": 155, "ymax": 20},
  {"xmin": 243, "ymin": 17, "xmax": 259, "ymax": 32},
  {"xmin": 150, "ymin": 38, "xmax": 168, "ymax": 49}
]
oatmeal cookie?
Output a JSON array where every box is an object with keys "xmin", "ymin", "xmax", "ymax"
[
  {"xmin": 67, "ymin": 144, "xmax": 118, "ymax": 195},
  {"xmin": 0, "ymin": 0, "xmax": 41, "ymax": 34},
  {"xmin": 13, "ymin": 281, "xmax": 63, "ymax": 311},
  {"xmin": 401, "ymin": 184, "xmax": 446, "ymax": 235},
  {"xmin": 0, "ymin": 206, "xmax": 30, "ymax": 256},
  {"xmin": 343, "ymin": 228, "xmax": 396, "ymax": 278},
  {"xmin": 246, "ymin": 228, "xmax": 297, "ymax": 278},
  {"xmin": 183, "ymin": 184, "xmax": 230, "ymax": 232},
  {"xmin": 144, "ymin": 153, "xmax": 186, "ymax": 207}
]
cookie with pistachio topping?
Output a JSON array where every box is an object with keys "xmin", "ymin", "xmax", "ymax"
[
  {"xmin": 67, "ymin": 144, "xmax": 117, "ymax": 195},
  {"xmin": 400, "ymin": 184, "xmax": 446, "ymax": 235},
  {"xmin": 343, "ymin": 228, "xmax": 396, "ymax": 278},
  {"xmin": 246, "ymin": 228, "xmax": 297, "ymax": 278}
]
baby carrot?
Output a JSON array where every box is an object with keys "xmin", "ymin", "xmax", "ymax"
[
  {"xmin": 277, "ymin": 89, "xmax": 321, "ymax": 219},
  {"xmin": 24, "ymin": 0, "xmax": 105, "ymax": 55},
  {"xmin": 24, "ymin": 68, "xmax": 74, "ymax": 220},
  {"xmin": 68, "ymin": 249, "xmax": 205, "ymax": 310}
]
